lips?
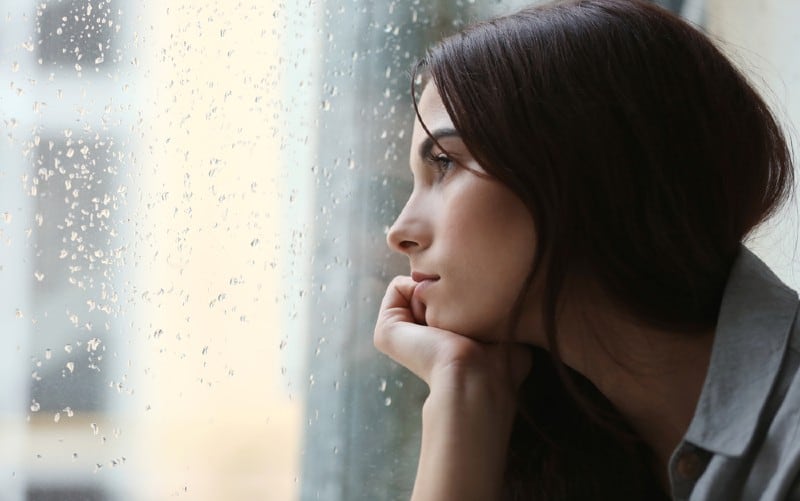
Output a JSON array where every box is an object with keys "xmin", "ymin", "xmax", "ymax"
[
  {"xmin": 411, "ymin": 271, "xmax": 439, "ymax": 299},
  {"xmin": 411, "ymin": 271, "xmax": 440, "ymax": 283}
]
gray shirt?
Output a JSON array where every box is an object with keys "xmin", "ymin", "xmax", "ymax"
[{"xmin": 669, "ymin": 246, "xmax": 800, "ymax": 500}]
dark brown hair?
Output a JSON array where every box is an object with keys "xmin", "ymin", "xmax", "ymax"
[{"xmin": 411, "ymin": 0, "xmax": 794, "ymax": 498}]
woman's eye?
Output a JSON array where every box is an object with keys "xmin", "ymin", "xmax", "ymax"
[{"xmin": 428, "ymin": 153, "xmax": 455, "ymax": 179}]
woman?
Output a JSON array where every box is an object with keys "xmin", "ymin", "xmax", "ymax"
[{"xmin": 373, "ymin": 0, "xmax": 798, "ymax": 499}]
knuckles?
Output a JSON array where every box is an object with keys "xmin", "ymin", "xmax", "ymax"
[{"xmin": 373, "ymin": 275, "xmax": 532, "ymax": 393}]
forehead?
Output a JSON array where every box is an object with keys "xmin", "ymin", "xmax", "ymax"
[{"xmin": 412, "ymin": 84, "xmax": 456, "ymax": 144}]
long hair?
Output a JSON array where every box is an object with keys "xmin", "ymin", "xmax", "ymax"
[{"xmin": 411, "ymin": 0, "xmax": 795, "ymax": 498}]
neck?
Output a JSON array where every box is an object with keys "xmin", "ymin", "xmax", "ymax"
[
  {"xmin": 579, "ymin": 324, "xmax": 714, "ymax": 479},
  {"xmin": 519, "ymin": 299, "xmax": 715, "ymax": 485}
]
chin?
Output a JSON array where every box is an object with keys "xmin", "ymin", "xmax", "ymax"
[{"xmin": 428, "ymin": 311, "xmax": 502, "ymax": 340}]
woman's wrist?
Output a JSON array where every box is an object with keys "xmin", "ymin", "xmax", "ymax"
[
  {"xmin": 425, "ymin": 371, "xmax": 519, "ymax": 428},
  {"xmin": 413, "ymin": 381, "xmax": 519, "ymax": 501}
]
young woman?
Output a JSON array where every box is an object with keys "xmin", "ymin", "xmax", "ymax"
[{"xmin": 373, "ymin": 0, "xmax": 798, "ymax": 499}]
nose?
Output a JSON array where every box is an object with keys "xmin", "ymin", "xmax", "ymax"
[{"xmin": 386, "ymin": 199, "xmax": 430, "ymax": 254}]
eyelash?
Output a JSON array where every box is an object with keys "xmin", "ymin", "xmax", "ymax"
[{"xmin": 426, "ymin": 152, "xmax": 455, "ymax": 179}]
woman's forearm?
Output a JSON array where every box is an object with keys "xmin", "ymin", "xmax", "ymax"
[
  {"xmin": 373, "ymin": 277, "xmax": 531, "ymax": 501},
  {"xmin": 411, "ymin": 380, "xmax": 518, "ymax": 501}
]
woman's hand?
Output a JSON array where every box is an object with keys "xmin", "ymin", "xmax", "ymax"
[
  {"xmin": 374, "ymin": 275, "xmax": 531, "ymax": 395},
  {"xmin": 374, "ymin": 276, "xmax": 532, "ymax": 501}
]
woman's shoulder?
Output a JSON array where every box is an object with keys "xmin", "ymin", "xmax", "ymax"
[{"xmin": 673, "ymin": 245, "xmax": 800, "ymax": 500}]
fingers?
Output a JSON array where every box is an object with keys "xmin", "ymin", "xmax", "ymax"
[
  {"xmin": 376, "ymin": 320, "xmax": 446, "ymax": 384},
  {"xmin": 374, "ymin": 276, "xmax": 444, "ymax": 383},
  {"xmin": 374, "ymin": 276, "xmax": 533, "ymax": 390},
  {"xmin": 377, "ymin": 275, "xmax": 417, "ymax": 325},
  {"xmin": 410, "ymin": 292, "xmax": 427, "ymax": 325}
]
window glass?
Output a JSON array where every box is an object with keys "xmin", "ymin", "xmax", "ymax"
[{"xmin": 1, "ymin": 1, "xmax": 797, "ymax": 500}]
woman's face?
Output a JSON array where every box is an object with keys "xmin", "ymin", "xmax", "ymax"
[{"xmin": 386, "ymin": 84, "xmax": 537, "ymax": 340}]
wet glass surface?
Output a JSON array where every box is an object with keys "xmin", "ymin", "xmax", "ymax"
[{"xmin": 0, "ymin": 1, "xmax": 797, "ymax": 500}]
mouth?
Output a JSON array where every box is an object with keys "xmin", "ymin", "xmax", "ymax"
[{"xmin": 411, "ymin": 271, "xmax": 440, "ymax": 283}]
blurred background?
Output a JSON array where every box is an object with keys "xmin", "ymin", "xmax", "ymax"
[{"xmin": 0, "ymin": 0, "xmax": 797, "ymax": 500}]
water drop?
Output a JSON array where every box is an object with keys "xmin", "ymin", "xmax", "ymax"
[
  {"xmin": 384, "ymin": 397, "xmax": 392, "ymax": 406},
  {"xmin": 66, "ymin": 361, "xmax": 75, "ymax": 373},
  {"xmin": 30, "ymin": 400, "xmax": 40, "ymax": 412},
  {"xmin": 44, "ymin": 349, "xmax": 52, "ymax": 360},
  {"xmin": 87, "ymin": 338, "xmax": 101, "ymax": 352},
  {"xmin": 379, "ymin": 378, "xmax": 387, "ymax": 392}
]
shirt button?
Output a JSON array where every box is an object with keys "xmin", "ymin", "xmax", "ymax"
[{"xmin": 676, "ymin": 450, "xmax": 705, "ymax": 480}]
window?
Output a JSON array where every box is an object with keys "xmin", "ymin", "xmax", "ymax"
[{"xmin": 1, "ymin": 1, "xmax": 797, "ymax": 500}]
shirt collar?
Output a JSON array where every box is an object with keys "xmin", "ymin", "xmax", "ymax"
[{"xmin": 684, "ymin": 245, "xmax": 799, "ymax": 456}]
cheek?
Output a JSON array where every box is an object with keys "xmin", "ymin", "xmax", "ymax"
[
  {"xmin": 427, "ymin": 274, "xmax": 527, "ymax": 339},
  {"xmin": 427, "ymin": 186, "xmax": 536, "ymax": 338}
]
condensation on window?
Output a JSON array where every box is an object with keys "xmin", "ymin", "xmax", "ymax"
[{"xmin": 0, "ymin": 0, "xmax": 797, "ymax": 500}]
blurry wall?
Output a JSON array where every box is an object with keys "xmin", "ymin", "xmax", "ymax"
[{"xmin": 707, "ymin": 0, "xmax": 800, "ymax": 290}]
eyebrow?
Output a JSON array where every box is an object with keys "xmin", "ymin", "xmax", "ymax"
[{"xmin": 418, "ymin": 128, "xmax": 460, "ymax": 160}]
